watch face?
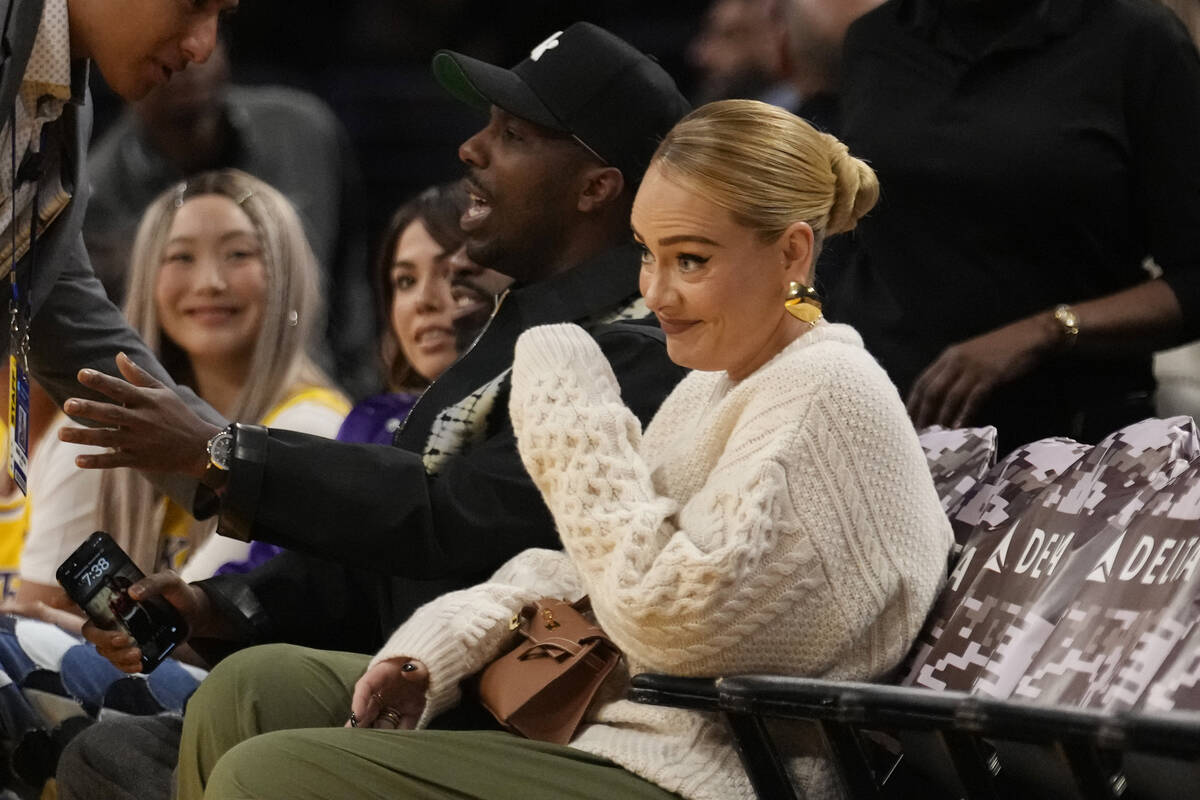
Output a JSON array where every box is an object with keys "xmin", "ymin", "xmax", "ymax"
[
  {"xmin": 1053, "ymin": 305, "xmax": 1078, "ymax": 328},
  {"xmin": 208, "ymin": 430, "xmax": 234, "ymax": 471}
]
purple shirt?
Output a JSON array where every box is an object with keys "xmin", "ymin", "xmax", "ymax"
[{"xmin": 333, "ymin": 392, "xmax": 420, "ymax": 446}]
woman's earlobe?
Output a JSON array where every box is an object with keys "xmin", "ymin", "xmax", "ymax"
[{"xmin": 781, "ymin": 221, "xmax": 816, "ymax": 279}]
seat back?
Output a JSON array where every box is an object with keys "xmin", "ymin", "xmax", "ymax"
[
  {"xmin": 907, "ymin": 418, "xmax": 1199, "ymax": 697},
  {"xmin": 1015, "ymin": 456, "xmax": 1200, "ymax": 711}
]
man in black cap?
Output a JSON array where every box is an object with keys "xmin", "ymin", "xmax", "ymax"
[{"xmin": 56, "ymin": 23, "xmax": 689, "ymax": 799}]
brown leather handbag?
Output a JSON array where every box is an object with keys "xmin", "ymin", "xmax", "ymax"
[{"xmin": 477, "ymin": 596, "xmax": 621, "ymax": 744}]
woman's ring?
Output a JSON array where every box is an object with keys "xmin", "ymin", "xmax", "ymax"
[{"xmin": 378, "ymin": 708, "xmax": 403, "ymax": 729}]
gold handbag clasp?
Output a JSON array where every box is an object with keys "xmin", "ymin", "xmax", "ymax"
[{"xmin": 542, "ymin": 608, "xmax": 560, "ymax": 630}]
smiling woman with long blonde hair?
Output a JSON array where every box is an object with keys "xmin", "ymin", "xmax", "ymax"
[
  {"xmin": 21, "ymin": 170, "xmax": 349, "ymax": 593},
  {"xmin": 0, "ymin": 169, "xmax": 350, "ymax": 796}
]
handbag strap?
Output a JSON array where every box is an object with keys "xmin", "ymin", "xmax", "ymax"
[
  {"xmin": 516, "ymin": 631, "xmax": 616, "ymax": 662},
  {"xmin": 518, "ymin": 638, "xmax": 583, "ymax": 660}
]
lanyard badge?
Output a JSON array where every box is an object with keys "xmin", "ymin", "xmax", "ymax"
[{"xmin": 8, "ymin": 344, "xmax": 29, "ymax": 494}]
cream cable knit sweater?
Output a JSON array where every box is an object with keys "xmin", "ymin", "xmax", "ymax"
[{"xmin": 371, "ymin": 322, "xmax": 953, "ymax": 800}]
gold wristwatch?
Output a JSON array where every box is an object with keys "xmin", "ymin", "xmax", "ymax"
[{"xmin": 1053, "ymin": 304, "xmax": 1079, "ymax": 349}]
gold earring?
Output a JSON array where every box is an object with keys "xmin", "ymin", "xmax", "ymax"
[{"xmin": 785, "ymin": 281, "xmax": 823, "ymax": 325}]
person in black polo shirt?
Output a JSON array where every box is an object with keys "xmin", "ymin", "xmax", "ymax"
[{"xmin": 831, "ymin": 0, "xmax": 1200, "ymax": 452}]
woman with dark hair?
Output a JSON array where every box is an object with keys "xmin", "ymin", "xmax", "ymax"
[{"xmin": 337, "ymin": 184, "xmax": 509, "ymax": 445}]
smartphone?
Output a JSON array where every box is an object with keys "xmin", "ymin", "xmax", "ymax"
[{"xmin": 56, "ymin": 531, "xmax": 187, "ymax": 673}]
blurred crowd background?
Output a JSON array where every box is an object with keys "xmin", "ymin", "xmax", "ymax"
[{"xmin": 87, "ymin": 1, "xmax": 712, "ymax": 242}]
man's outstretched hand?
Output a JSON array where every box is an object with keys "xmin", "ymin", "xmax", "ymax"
[{"xmin": 58, "ymin": 353, "xmax": 221, "ymax": 478}]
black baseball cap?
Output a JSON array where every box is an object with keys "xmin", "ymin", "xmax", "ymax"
[{"xmin": 432, "ymin": 22, "xmax": 691, "ymax": 186}]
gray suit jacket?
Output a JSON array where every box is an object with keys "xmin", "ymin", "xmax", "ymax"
[{"xmin": 1, "ymin": 0, "xmax": 223, "ymax": 509}]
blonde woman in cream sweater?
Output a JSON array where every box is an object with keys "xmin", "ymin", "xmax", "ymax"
[{"xmin": 174, "ymin": 101, "xmax": 953, "ymax": 800}]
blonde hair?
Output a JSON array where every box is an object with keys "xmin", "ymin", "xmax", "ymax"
[
  {"xmin": 100, "ymin": 169, "xmax": 337, "ymax": 572},
  {"xmin": 650, "ymin": 99, "xmax": 879, "ymax": 259}
]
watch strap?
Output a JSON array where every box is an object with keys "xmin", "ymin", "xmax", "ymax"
[{"xmin": 215, "ymin": 424, "xmax": 269, "ymax": 543}]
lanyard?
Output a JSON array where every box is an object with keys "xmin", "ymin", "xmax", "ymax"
[
  {"xmin": 7, "ymin": 100, "xmax": 36, "ymax": 494},
  {"xmin": 8, "ymin": 99, "xmax": 35, "ymax": 367}
]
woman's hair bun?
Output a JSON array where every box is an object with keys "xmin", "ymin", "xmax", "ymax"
[{"xmin": 823, "ymin": 133, "xmax": 879, "ymax": 236}]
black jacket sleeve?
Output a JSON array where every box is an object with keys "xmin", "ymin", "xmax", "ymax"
[{"xmin": 200, "ymin": 323, "xmax": 687, "ymax": 642}]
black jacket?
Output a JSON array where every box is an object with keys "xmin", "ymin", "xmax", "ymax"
[{"xmin": 196, "ymin": 243, "xmax": 688, "ymax": 655}]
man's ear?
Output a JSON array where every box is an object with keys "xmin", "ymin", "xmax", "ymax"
[
  {"xmin": 781, "ymin": 220, "xmax": 816, "ymax": 284},
  {"xmin": 577, "ymin": 166, "xmax": 626, "ymax": 213}
]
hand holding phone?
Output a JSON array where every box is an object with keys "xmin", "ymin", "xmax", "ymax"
[{"xmin": 56, "ymin": 532, "xmax": 189, "ymax": 673}]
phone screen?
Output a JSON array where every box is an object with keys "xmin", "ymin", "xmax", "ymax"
[
  {"xmin": 58, "ymin": 532, "xmax": 186, "ymax": 671},
  {"xmin": 75, "ymin": 552, "xmax": 159, "ymax": 644}
]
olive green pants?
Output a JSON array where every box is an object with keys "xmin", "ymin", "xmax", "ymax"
[{"xmin": 178, "ymin": 643, "xmax": 682, "ymax": 800}]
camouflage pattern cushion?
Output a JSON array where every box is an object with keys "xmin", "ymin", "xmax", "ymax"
[
  {"xmin": 917, "ymin": 425, "xmax": 998, "ymax": 518},
  {"xmin": 904, "ymin": 417, "xmax": 1199, "ymax": 697}
]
